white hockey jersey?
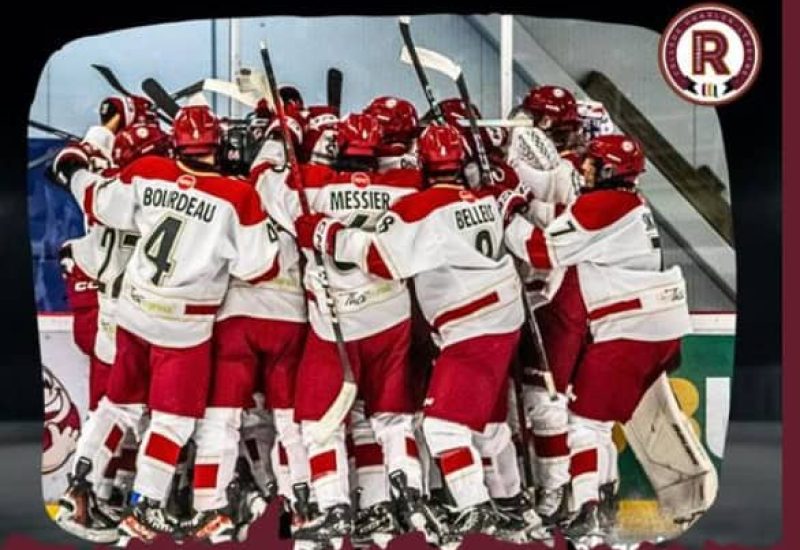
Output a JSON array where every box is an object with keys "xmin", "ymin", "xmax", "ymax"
[
  {"xmin": 70, "ymin": 156, "xmax": 280, "ymax": 347},
  {"xmin": 333, "ymin": 184, "xmax": 525, "ymax": 348},
  {"xmin": 504, "ymin": 189, "xmax": 692, "ymax": 343},
  {"xmin": 260, "ymin": 163, "xmax": 422, "ymax": 341}
]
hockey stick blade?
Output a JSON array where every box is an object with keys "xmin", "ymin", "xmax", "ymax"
[
  {"xmin": 308, "ymin": 381, "xmax": 358, "ymax": 445},
  {"xmin": 400, "ymin": 46, "xmax": 462, "ymax": 82},
  {"xmin": 327, "ymin": 68, "xmax": 343, "ymax": 115},
  {"xmin": 91, "ymin": 64, "xmax": 133, "ymax": 96},
  {"xmin": 141, "ymin": 78, "xmax": 180, "ymax": 119},
  {"xmin": 172, "ymin": 80, "xmax": 206, "ymax": 101}
]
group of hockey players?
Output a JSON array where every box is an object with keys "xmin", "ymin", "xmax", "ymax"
[{"xmin": 45, "ymin": 67, "xmax": 692, "ymax": 550}]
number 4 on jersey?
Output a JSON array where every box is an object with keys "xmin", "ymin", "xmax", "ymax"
[{"xmin": 144, "ymin": 216, "xmax": 184, "ymax": 285}]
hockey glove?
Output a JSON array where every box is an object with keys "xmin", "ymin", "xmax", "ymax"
[
  {"xmin": 498, "ymin": 189, "xmax": 532, "ymax": 226},
  {"xmin": 295, "ymin": 213, "xmax": 344, "ymax": 255},
  {"xmin": 48, "ymin": 143, "xmax": 92, "ymax": 188}
]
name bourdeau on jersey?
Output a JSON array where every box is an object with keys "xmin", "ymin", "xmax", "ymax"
[
  {"xmin": 259, "ymin": 162, "xmax": 422, "ymax": 342},
  {"xmin": 69, "ymin": 155, "xmax": 280, "ymax": 348},
  {"xmin": 505, "ymin": 189, "xmax": 692, "ymax": 343},
  {"xmin": 333, "ymin": 184, "xmax": 524, "ymax": 348}
]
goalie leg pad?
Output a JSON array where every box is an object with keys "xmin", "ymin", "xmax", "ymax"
[{"xmin": 622, "ymin": 373, "xmax": 718, "ymax": 525}]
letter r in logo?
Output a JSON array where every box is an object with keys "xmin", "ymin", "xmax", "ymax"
[{"xmin": 692, "ymin": 30, "xmax": 730, "ymax": 75}]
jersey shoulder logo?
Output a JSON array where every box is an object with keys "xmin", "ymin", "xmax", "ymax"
[
  {"xmin": 177, "ymin": 174, "xmax": 196, "ymax": 190},
  {"xmin": 351, "ymin": 171, "xmax": 371, "ymax": 188}
]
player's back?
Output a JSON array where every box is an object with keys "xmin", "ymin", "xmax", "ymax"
[
  {"xmin": 113, "ymin": 156, "xmax": 275, "ymax": 346},
  {"xmin": 386, "ymin": 184, "xmax": 523, "ymax": 346}
]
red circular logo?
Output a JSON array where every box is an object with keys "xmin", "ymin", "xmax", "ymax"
[
  {"xmin": 177, "ymin": 174, "xmax": 196, "ymax": 190},
  {"xmin": 658, "ymin": 3, "xmax": 761, "ymax": 105},
  {"xmin": 351, "ymin": 172, "xmax": 371, "ymax": 188},
  {"xmin": 459, "ymin": 189, "xmax": 476, "ymax": 202}
]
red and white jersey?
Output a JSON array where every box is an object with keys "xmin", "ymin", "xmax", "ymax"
[
  {"xmin": 217, "ymin": 184, "xmax": 307, "ymax": 323},
  {"xmin": 334, "ymin": 184, "xmax": 524, "ymax": 348},
  {"xmin": 505, "ymin": 189, "xmax": 691, "ymax": 343},
  {"xmin": 260, "ymin": 164, "xmax": 422, "ymax": 341},
  {"xmin": 70, "ymin": 156, "xmax": 280, "ymax": 347}
]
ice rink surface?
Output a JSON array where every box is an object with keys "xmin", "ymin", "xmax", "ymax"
[{"xmin": 0, "ymin": 421, "xmax": 781, "ymax": 549}]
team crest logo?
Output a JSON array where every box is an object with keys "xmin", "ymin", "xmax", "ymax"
[
  {"xmin": 352, "ymin": 172, "xmax": 371, "ymax": 188},
  {"xmin": 177, "ymin": 174, "xmax": 196, "ymax": 190},
  {"xmin": 659, "ymin": 4, "xmax": 761, "ymax": 105}
]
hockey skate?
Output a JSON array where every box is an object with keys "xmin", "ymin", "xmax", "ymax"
[
  {"xmin": 55, "ymin": 458, "xmax": 120, "ymax": 544},
  {"xmin": 535, "ymin": 484, "xmax": 573, "ymax": 528},
  {"xmin": 389, "ymin": 469, "xmax": 448, "ymax": 545},
  {"xmin": 189, "ymin": 508, "xmax": 237, "ymax": 544},
  {"xmin": 494, "ymin": 492, "xmax": 552, "ymax": 545},
  {"xmin": 292, "ymin": 504, "xmax": 353, "ymax": 550},
  {"xmin": 564, "ymin": 501, "xmax": 606, "ymax": 548},
  {"xmin": 117, "ymin": 496, "xmax": 181, "ymax": 545},
  {"xmin": 352, "ymin": 502, "xmax": 402, "ymax": 549},
  {"xmin": 439, "ymin": 502, "xmax": 501, "ymax": 550}
]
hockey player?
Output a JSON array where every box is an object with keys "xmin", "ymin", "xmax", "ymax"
[
  {"xmin": 51, "ymin": 104, "xmax": 281, "ymax": 544},
  {"xmin": 188, "ymin": 119, "xmax": 311, "ymax": 544},
  {"xmin": 504, "ymin": 84, "xmax": 590, "ymax": 526},
  {"xmin": 364, "ymin": 96, "xmax": 420, "ymax": 172},
  {"xmin": 260, "ymin": 112, "xmax": 428, "ymax": 547},
  {"xmin": 295, "ymin": 124, "xmax": 547, "ymax": 547},
  {"xmin": 501, "ymin": 134, "xmax": 692, "ymax": 544}
]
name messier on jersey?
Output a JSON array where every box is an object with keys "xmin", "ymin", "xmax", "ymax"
[
  {"xmin": 455, "ymin": 203, "xmax": 496, "ymax": 229},
  {"xmin": 329, "ymin": 188, "xmax": 391, "ymax": 211},
  {"xmin": 142, "ymin": 185, "xmax": 217, "ymax": 222}
]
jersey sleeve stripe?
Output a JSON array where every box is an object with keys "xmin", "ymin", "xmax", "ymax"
[
  {"xmin": 526, "ymin": 227, "xmax": 553, "ymax": 269},
  {"xmin": 366, "ymin": 242, "xmax": 393, "ymax": 279}
]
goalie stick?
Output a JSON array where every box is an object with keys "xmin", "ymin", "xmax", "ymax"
[
  {"xmin": 327, "ymin": 68, "xmax": 343, "ymax": 116},
  {"xmin": 259, "ymin": 40, "xmax": 357, "ymax": 446},
  {"xmin": 401, "ymin": 38, "xmax": 559, "ymax": 402},
  {"xmin": 92, "ymin": 65, "xmax": 172, "ymax": 125}
]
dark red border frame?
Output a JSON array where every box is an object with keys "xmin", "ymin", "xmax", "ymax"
[{"xmin": 4, "ymin": 3, "xmax": 789, "ymax": 549}]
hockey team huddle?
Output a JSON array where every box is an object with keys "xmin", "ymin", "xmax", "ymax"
[{"xmin": 46, "ymin": 72, "xmax": 693, "ymax": 550}]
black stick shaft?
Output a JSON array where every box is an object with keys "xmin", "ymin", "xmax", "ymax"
[
  {"xmin": 28, "ymin": 120, "xmax": 80, "ymax": 141},
  {"xmin": 399, "ymin": 19, "xmax": 445, "ymax": 124}
]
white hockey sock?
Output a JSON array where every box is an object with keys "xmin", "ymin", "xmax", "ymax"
[
  {"xmin": 371, "ymin": 412, "xmax": 423, "ymax": 496},
  {"xmin": 134, "ymin": 410, "xmax": 197, "ymax": 504},
  {"xmin": 271, "ymin": 441, "xmax": 291, "ymax": 501},
  {"xmin": 525, "ymin": 386, "xmax": 570, "ymax": 490},
  {"xmin": 474, "ymin": 422, "xmax": 521, "ymax": 499},
  {"xmin": 301, "ymin": 420, "xmax": 350, "ymax": 510},
  {"xmin": 73, "ymin": 397, "xmax": 146, "ymax": 488},
  {"xmin": 423, "ymin": 417, "xmax": 489, "ymax": 510},
  {"xmin": 351, "ymin": 405, "xmax": 388, "ymax": 508},
  {"xmin": 568, "ymin": 413, "xmax": 606, "ymax": 510},
  {"xmin": 273, "ymin": 408, "xmax": 311, "ymax": 504}
]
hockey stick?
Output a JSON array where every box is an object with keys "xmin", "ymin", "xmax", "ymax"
[
  {"xmin": 399, "ymin": 45, "xmax": 491, "ymax": 186},
  {"xmin": 511, "ymin": 355, "xmax": 535, "ymax": 488},
  {"xmin": 141, "ymin": 78, "xmax": 181, "ymax": 119},
  {"xmin": 259, "ymin": 40, "xmax": 357, "ymax": 445},
  {"xmin": 326, "ymin": 68, "xmax": 343, "ymax": 116},
  {"xmin": 28, "ymin": 120, "xmax": 80, "ymax": 141},
  {"xmin": 174, "ymin": 77, "xmax": 262, "ymax": 109},
  {"xmin": 92, "ymin": 65, "xmax": 173, "ymax": 125},
  {"xmin": 398, "ymin": 17, "xmax": 445, "ymax": 124}
]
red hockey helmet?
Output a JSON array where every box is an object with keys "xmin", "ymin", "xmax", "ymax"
[
  {"xmin": 522, "ymin": 85, "xmax": 580, "ymax": 130},
  {"xmin": 112, "ymin": 122, "xmax": 172, "ymax": 167},
  {"xmin": 100, "ymin": 95, "xmax": 158, "ymax": 130},
  {"xmin": 336, "ymin": 113, "xmax": 383, "ymax": 157},
  {"xmin": 172, "ymin": 105, "xmax": 222, "ymax": 156},
  {"xmin": 584, "ymin": 134, "xmax": 645, "ymax": 185},
  {"xmin": 418, "ymin": 123, "xmax": 465, "ymax": 173},
  {"xmin": 364, "ymin": 96, "xmax": 419, "ymax": 143}
]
